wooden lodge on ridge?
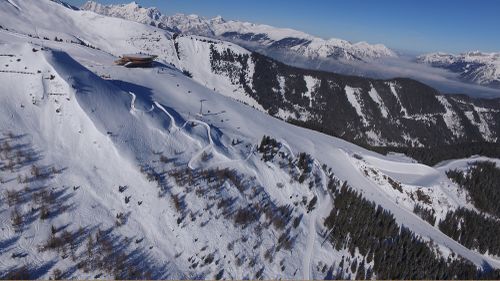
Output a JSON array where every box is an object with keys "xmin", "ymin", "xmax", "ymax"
[{"xmin": 115, "ymin": 54, "xmax": 157, "ymax": 68}]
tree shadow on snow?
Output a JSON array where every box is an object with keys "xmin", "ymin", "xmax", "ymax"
[{"xmin": 0, "ymin": 259, "xmax": 57, "ymax": 279}]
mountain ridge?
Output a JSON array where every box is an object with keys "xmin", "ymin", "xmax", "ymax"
[
  {"xmin": 171, "ymin": 34, "xmax": 500, "ymax": 147},
  {"xmin": 417, "ymin": 51, "xmax": 500, "ymax": 88},
  {"xmin": 81, "ymin": 0, "xmax": 500, "ymax": 91},
  {"xmin": 80, "ymin": 0, "xmax": 397, "ymax": 61}
]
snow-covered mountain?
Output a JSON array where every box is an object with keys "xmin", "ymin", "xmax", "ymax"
[
  {"xmin": 2, "ymin": 0, "xmax": 500, "ymax": 147},
  {"xmin": 80, "ymin": 1, "xmax": 397, "ymax": 62},
  {"xmin": 172, "ymin": 36, "xmax": 500, "ymax": 147},
  {"xmin": 417, "ymin": 52, "xmax": 500, "ymax": 88},
  {"xmin": 25, "ymin": 1, "xmax": 500, "ymax": 147},
  {"xmin": 1, "ymin": 0, "xmax": 500, "ymax": 279},
  {"xmin": 80, "ymin": 1, "xmax": 176, "ymax": 31},
  {"xmin": 81, "ymin": 1, "xmax": 500, "ymax": 93}
]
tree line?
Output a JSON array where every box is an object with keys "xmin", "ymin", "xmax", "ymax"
[
  {"xmin": 372, "ymin": 142, "xmax": 500, "ymax": 166},
  {"xmin": 324, "ymin": 182, "xmax": 500, "ymax": 279},
  {"xmin": 446, "ymin": 161, "xmax": 500, "ymax": 217},
  {"xmin": 439, "ymin": 207, "xmax": 500, "ymax": 257}
]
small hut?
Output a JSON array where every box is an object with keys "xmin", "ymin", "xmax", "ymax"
[{"xmin": 115, "ymin": 54, "xmax": 157, "ymax": 68}]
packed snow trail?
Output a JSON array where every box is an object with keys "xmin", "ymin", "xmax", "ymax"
[
  {"xmin": 334, "ymin": 149, "xmax": 500, "ymax": 268},
  {"xmin": 153, "ymin": 101, "xmax": 179, "ymax": 131},
  {"xmin": 128, "ymin": 91, "xmax": 154, "ymax": 113},
  {"xmin": 281, "ymin": 141, "xmax": 327, "ymax": 280},
  {"xmin": 5, "ymin": 0, "xmax": 20, "ymax": 10},
  {"xmin": 156, "ymin": 99, "xmax": 248, "ymax": 168},
  {"xmin": 434, "ymin": 156, "xmax": 500, "ymax": 171},
  {"xmin": 155, "ymin": 101, "xmax": 239, "ymax": 169},
  {"xmin": 303, "ymin": 190, "xmax": 320, "ymax": 279},
  {"xmin": 185, "ymin": 118, "xmax": 214, "ymax": 169},
  {"xmin": 303, "ymin": 159, "xmax": 332, "ymax": 279}
]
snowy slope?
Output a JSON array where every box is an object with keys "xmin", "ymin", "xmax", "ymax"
[
  {"xmin": 1, "ymin": 0, "xmax": 500, "ymax": 279},
  {"xmin": 0, "ymin": 39, "xmax": 323, "ymax": 279},
  {"xmin": 0, "ymin": 0, "xmax": 178, "ymax": 61},
  {"xmin": 173, "ymin": 36, "xmax": 499, "ymax": 146},
  {"xmin": 1, "ymin": 39, "xmax": 499, "ymax": 278}
]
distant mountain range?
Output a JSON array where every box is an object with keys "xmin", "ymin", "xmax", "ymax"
[
  {"xmin": 81, "ymin": 1, "xmax": 397, "ymax": 62},
  {"xmin": 417, "ymin": 52, "xmax": 500, "ymax": 88},
  {"xmin": 81, "ymin": 1, "xmax": 500, "ymax": 91}
]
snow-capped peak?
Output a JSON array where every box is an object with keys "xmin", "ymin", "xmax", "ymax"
[
  {"xmin": 125, "ymin": 1, "xmax": 139, "ymax": 7},
  {"xmin": 81, "ymin": 1, "xmax": 164, "ymax": 23},
  {"xmin": 80, "ymin": 0, "xmax": 397, "ymax": 61},
  {"xmin": 210, "ymin": 15, "xmax": 225, "ymax": 25},
  {"xmin": 417, "ymin": 51, "xmax": 500, "ymax": 87}
]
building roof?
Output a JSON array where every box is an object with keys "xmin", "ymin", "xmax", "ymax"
[
  {"xmin": 121, "ymin": 54, "xmax": 157, "ymax": 60},
  {"xmin": 115, "ymin": 54, "xmax": 157, "ymax": 67}
]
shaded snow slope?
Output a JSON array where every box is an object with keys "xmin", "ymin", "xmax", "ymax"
[{"xmin": 1, "ymin": 39, "xmax": 499, "ymax": 279}]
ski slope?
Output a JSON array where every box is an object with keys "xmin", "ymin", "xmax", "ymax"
[{"xmin": 0, "ymin": 0, "xmax": 499, "ymax": 279}]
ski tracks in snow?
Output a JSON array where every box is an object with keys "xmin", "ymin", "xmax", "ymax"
[
  {"xmin": 154, "ymin": 100, "xmax": 239, "ymax": 170},
  {"xmin": 146, "ymin": 100, "xmax": 331, "ymax": 278},
  {"xmin": 128, "ymin": 91, "xmax": 154, "ymax": 114},
  {"xmin": 303, "ymin": 195, "xmax": 319, "ymax": 279},
  {"xmin": 279, "ymin": 140, "xmax": 328, "ymax": 280},
  {"xmin": 185, "ymin": 118, "xmax": 214, "ymax": 169},
  {"xmin": 303, "ymin": 159, "xmax": 332, "ymax": 280}
]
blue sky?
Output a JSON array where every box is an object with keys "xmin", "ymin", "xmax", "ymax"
[{"xmin": 65, "ymin": 0, "xmax": 499, "ymax": 54}]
